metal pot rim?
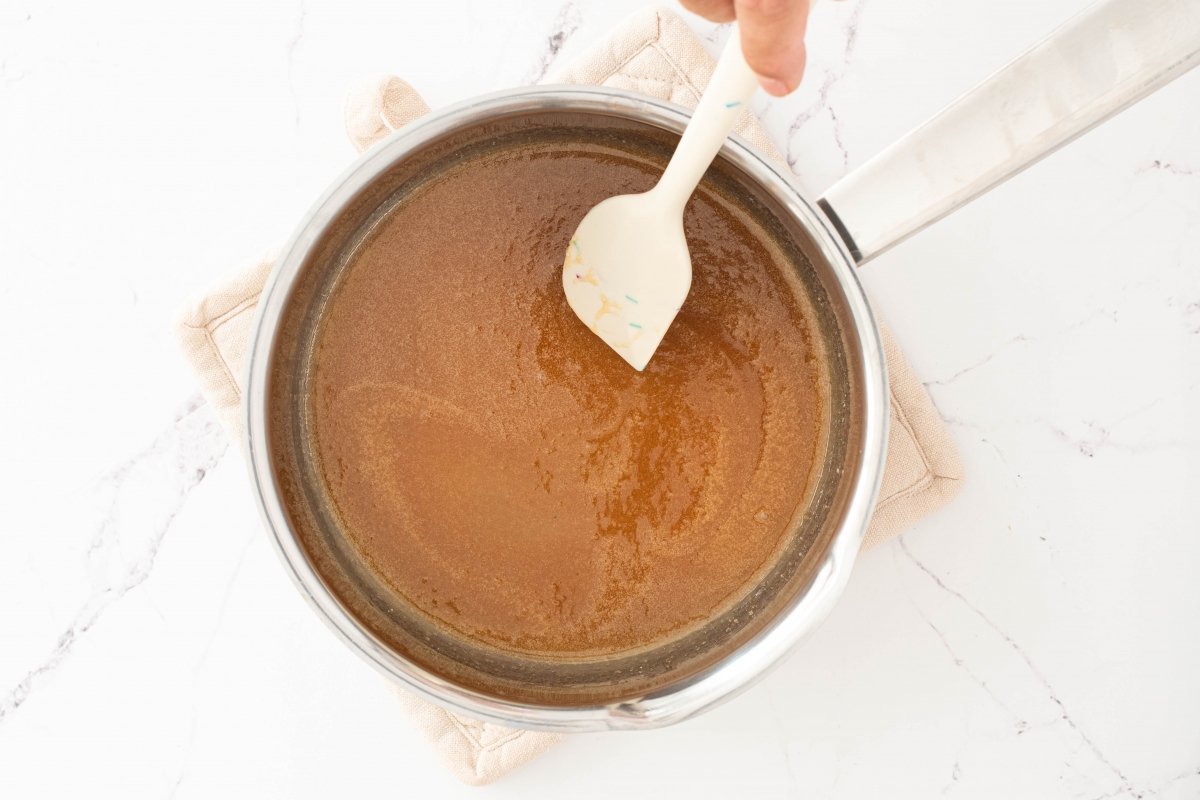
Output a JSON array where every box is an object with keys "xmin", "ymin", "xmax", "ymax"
[{"xmin": 243, "ymin": 85, "xmax": 888, "ymax": 732}]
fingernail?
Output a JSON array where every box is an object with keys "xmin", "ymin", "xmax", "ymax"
[{"xmin": 758, "ymin": 77, "xmax": 790, "ymax": 97}]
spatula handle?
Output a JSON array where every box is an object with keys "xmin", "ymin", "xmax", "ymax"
[{"xmin": 654, "ymin": 33, "xmax": 761, "ymax": 214}]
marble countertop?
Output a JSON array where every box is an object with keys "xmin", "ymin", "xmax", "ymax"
[{"xmin": 2, "ymin": 0, "xmax": 1197, "ymax": 797}]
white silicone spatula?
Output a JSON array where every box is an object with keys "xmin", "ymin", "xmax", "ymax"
[{"xmin": 562, "ymin": 33, "xmax": 760, "ymax": 371}]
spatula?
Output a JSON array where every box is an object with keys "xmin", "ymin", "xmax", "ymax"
[{"xmin": 562, "ymin": 32, "xmax": 760, "ymax": 371}]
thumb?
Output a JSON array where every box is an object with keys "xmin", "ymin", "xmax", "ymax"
[{"xmin": 734, "ymin": 0, "xmax": 810, "ymax": 96}]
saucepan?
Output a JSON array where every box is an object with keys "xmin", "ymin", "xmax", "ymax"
[{"xmin": 244, "ymin": 0, "xmax": 1199, "ymax": 731}]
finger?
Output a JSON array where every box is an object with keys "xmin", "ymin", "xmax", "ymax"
[
  {"xmin": 733, "ymin": 0, "xmax": 810, "ymax": 95},
  {"xmin": 678, "ymin": 0, "xmax": 737, "ymax": 23}
]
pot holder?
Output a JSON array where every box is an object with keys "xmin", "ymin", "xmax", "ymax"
[{"xmin": 176, "ymin": 6, "xmax": 962, "ymax": 785}]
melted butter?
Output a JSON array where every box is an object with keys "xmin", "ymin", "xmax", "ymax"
[{"xmin": 309, "ymin": 141, "xmax": 827, "ymax": 658}]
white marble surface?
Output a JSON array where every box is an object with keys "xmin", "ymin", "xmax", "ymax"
[{"xmin": 2, "ymin": 0, "xmax": 1198, "ymax": 797}]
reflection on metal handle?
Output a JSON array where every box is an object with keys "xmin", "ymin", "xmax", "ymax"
[{"xmin": 819, "ymin": 0, "xmax": 1200, "ymax": 264}]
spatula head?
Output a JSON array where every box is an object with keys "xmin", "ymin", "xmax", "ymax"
[{"xmin": 562, "ymin": 192, "xmax": 692, "ymax": 371}]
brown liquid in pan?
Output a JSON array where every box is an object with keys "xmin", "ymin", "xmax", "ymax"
[{"xmin": 309, "ymin": 141, "xmax": 828, "ymax": 658}]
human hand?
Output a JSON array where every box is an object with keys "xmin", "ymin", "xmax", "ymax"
[{"xmin": 679, "ymin": 0, "xmax": 811, "ymax": 96}]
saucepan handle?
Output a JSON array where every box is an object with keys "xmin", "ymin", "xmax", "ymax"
[{"xmin": 818, "ymin": 0, "xmax": 1200, "ymax": 265}]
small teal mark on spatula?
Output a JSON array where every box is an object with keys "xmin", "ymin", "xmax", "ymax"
[
  {"xmin": 629, "ymin": 322, "xmax": 642, "ymax": 329},
  {"xmin": 625, "ymin": 294, "xmax": 639, "ymax": 304},
  {"xmin": 724, "ymin": 100, "xmax": 742, "ymax": 109}
]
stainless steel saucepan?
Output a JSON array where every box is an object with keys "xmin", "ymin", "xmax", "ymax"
[{"xmin": 244, "ymin": 0, "xmax": 1199, "ymax": 731}]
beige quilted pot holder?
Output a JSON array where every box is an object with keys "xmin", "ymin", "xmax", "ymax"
[{"xmin": 176, "ymin": 6, "xmax": 962, "ymax": 785}]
